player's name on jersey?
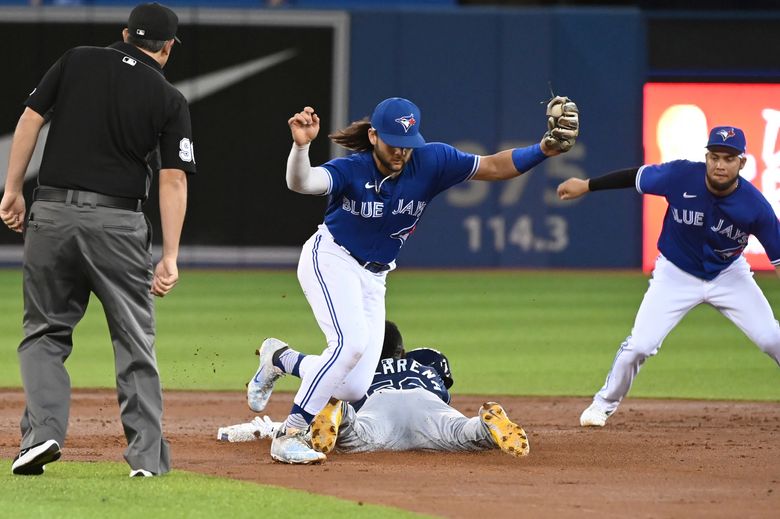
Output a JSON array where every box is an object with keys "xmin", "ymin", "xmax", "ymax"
[
  {"xmin": 375, "ymin": 358, "xmax": 437, "ymax": 379},
  {"xmin": 341, "ymin": 196, "xmax": 427, "ymax": 218}
]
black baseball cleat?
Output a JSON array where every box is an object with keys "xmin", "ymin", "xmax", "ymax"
[{"xmin": 11, "ymin": 439, "xmax": 62, "ymax": 476}]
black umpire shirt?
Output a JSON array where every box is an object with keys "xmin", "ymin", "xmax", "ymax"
[{"xmin": 25, "ymin": 41, "xmax": 196, "ymax": 199}]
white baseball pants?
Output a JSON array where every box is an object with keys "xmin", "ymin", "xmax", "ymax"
[
  {"xmin": 594, "ymin": 254, "xmax": 780, "ymax": 412},
  {"xmin": 293, "ymin": 225, "xmax": 390, "ymax": 418}
]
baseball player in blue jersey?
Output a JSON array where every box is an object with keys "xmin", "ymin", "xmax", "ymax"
[
  {"xmin": 249, "ymin": 96, "xmax": 578, "ymax": 463},
  {"xmin": 557, "ymin": 126, "xmax": 780, "ymax": 427}
]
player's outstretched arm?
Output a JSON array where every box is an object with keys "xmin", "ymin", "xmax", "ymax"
[
  {"xmin": 474, "ymin": 96, "xmax": 579, "ymax": 181},
  {"xmin": 286, "ymin": 106, "xmax": 329, "ymax": 195},
  {"xmin": 558, "ymin": 167, "xmax": 640, "ymax": 201}
]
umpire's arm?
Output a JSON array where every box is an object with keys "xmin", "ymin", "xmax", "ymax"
[
  {"xmin": 153, "ymin": 168, "xmax": 187, "ymax": 297},
  {"xmin": 0, "ymin": 107, "xmax": 46, "ymax": 232}
]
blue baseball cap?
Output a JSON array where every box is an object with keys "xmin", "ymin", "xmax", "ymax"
[
  {"xmin": 706, "ymin": 126, "xmax": 746, "ymax": 155},
  {"xmin": 370, "ymin": 97, "xmax": 426, "ymax": 149}
]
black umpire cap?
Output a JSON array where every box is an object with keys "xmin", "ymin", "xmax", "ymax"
[{"xmin": 128, "ymin": 2, "xmax": 181, "ymax": 44}]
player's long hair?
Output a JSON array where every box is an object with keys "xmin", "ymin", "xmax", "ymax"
[{"xmin": 329, "ymin": 117, "xmax": 373, "ymax": 152}]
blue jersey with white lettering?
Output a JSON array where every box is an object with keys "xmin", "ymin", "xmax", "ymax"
[
  {"xmin": 320, "ymin": 143, "xmax": 479, "ymax": 264},
  {"xmin": 352, "ymin": 357, "xmax": 451, "ymax": 411},
  {"xmin": 637, "ymin": 160, "xmax": 780, "ymax": 280}
]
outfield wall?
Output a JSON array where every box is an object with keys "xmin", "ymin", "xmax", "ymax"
[
  {"xmin": 0, "ymin": 7, "xmax": 776, "ymax": 268},
  {"xmin": 0, "ymin": 6, "xmax": 644, "ymax": 267}
]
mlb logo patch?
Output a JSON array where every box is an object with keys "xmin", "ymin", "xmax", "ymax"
[
  {"xmin": 136, "ymin": 29, "xmax": 146, "ymax": 36},
  {"xmin": 394, "ymin": 113, "xmax": 416, "ymax": 133}
]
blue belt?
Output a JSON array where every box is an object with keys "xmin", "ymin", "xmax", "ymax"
[{"xmin": 332, "ymin": 238, "xmax": 391, "ymax": 273}]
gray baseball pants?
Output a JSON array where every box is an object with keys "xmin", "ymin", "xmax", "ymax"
[
  {"xmin": 18, "ymin": 199, "xmax": 170, "ymax": 474},
  {"xmin": 336, "ymin": 388, "xmax": 495, "ymax": 453}
]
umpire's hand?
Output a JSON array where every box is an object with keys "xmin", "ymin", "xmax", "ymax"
[
  {"xmin": 152, "ymin": 256, "xmax": 179, "ymax": 297},
  {"xmin": 0, "ymin": 191, "xmax": 26, "ymax": 233}
]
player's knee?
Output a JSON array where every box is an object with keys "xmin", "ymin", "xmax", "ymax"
[
  {"xmin": 336, "ymin": 383, "xmax": 366, "ymax": 403},
  {"xmin": 752, "ymin": 327, "xmax": 780, "ymax": 359},
  {"xmin": 340, "ymin": 334, "xmax": 370, "ymax": 370},
  {"xmin": 623, "ymin": 336, "xmax": 660, "ymax": 359},
  {"xmin": 342, "ymin": 348, "xmax": 365, "ymax": 371},
  {"xmin": 335, "ymin": 371, "xmax": 373, "ymax": 401}
]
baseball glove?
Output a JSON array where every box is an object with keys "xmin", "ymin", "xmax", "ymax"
[{"xmin": 542, "ymin": 96, "xmax": 579, "ymax": 153}]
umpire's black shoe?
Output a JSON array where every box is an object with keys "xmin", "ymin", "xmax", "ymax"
[{"xmin": 11, "ymin": 439, "xmax": 61, "ymax": 476}]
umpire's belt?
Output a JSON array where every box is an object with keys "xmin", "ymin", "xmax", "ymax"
[
  {"xmin": 333, "ymin": 238, "xmax": 391, "ymax": 274},
  {"xmin": 33, "ymin": 187, "xmax": 143, "ymax": 212}
]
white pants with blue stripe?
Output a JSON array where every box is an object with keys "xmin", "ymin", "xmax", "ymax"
[
  {"xmin": 594, "ymin": 254, "xmax": 780, "ymax": 412},
  {"xmin": 293, "ymin": 225, "xmax": 390, "ymax": 417}
]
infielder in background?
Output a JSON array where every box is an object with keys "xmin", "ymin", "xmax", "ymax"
[
  {"xmin": 249, "ymin": 95, "xmax": 578, "ymax": 463},
  {"xmin": 557, "ymin": 126, "xmax": 780, "ymax": 427},
  {"xmin": 1, "ymin": 3, "xmax": 194, "ymax": 476}
]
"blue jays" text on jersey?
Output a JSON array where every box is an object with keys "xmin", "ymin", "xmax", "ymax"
[
  {"xmin": 352, "ymin": 357, "xmax": 451, "ymax": 411},
  {"xmin": 637, "ymin": 160, "xmax": 780, "ymax": 280},
  {"xmin": 320, "ymin": 142, "xmax": 479, "ymax": 265}
]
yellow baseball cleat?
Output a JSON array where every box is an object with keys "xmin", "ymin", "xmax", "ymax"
[
  {"xmin": 479, "ymin": 402, "xmax": 530, "ymax": 457},
  {"xmin": 310, "ymin": 398, "xmax": 345, "ymax": 454}
]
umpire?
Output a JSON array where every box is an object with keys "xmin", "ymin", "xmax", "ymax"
[{"xmin": 0, "ymin": 2, "xmax": 195, "ymax": 477}]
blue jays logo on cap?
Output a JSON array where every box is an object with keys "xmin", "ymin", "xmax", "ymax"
[
  {"xmin": 394, "ymin": 114, "xmax": 417, "ymax": 133},
  {"xmin": 706, "ymin": 126, "xmax": 746, "ymax": 155},
  {"xmin": 371, "ymin": 97, "xmax": 426, "ymax": 149},
  {"xmin": 716, "ymin": 128, "xmax": 735, "ymax": 141}
]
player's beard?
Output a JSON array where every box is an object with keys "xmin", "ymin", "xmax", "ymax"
[
  {"xmin": 706, "ymin": 171, "xmax": 739, "ymax": 193},
  {"xmin": 373, "ymin": 146, "xmax": 410, "ymax": 176}
]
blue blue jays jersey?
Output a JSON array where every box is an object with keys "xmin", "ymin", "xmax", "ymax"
[
  {"xmin": 352, "ymin": 357, "xmax": 451, "ymax": 411},
  {"xmin": 637, "ymin": 160, "xmax": 780, "ymax": 280},
  {"xmin": 320, "ymin": 143, "xmax": 479, "ymax": 264}
]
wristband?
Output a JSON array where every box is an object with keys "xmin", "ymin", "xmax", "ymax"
[{"xmin": 511, "ymin": 144, "xmax": 547, "ymax": 173}]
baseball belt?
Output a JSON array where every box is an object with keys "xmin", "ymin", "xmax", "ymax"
[
  {"xmin": 332, "ymin": 237, "xmax": 391, "ymax": 273},
  {"xmin": 33, "ymin": 187, "xmax": 143, "ymax": 212}
]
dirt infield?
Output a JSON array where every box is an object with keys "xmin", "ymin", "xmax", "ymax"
[{"xmin": 1, "ymin": 389, "xmax": 778, "ymax": 518}]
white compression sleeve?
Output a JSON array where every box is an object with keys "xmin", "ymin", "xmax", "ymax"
[{"xmin": 286, "ymin": 143, "xmax": 330, "ymax": 195}]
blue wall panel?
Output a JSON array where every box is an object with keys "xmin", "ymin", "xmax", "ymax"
[{"xmin": 350, "ymin": 8, "xmax": 645, "ymax": 267}]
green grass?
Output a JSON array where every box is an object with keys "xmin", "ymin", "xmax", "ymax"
[
  {"xmin": 1, "ymin": 268, "xmax": 777, "ymax": 516},
  {"xmin": 0, "ymin": 269, "xmax": 778, "ymax": 399},
  {"xmin": 0, "ymin": 460, "xmax": 425, "ymax": 519}
]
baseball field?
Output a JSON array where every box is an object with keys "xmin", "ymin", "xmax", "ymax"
[{"xmin": 1, "ymin": 269, "xmax": 778, "ymax": 518}]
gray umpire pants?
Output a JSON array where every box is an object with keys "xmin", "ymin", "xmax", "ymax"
[{"xmin": 18, "ymin": 198, "xmax": 170, "ymax": 474}]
